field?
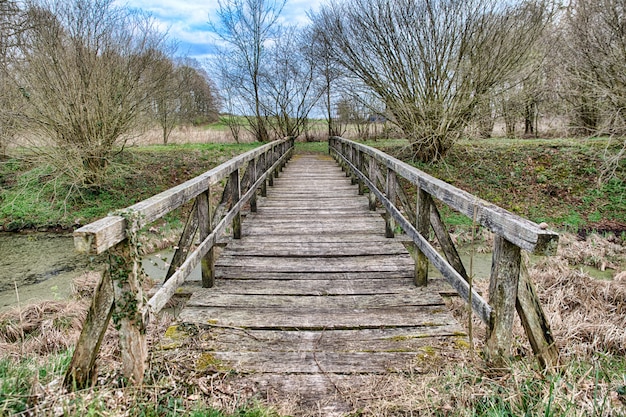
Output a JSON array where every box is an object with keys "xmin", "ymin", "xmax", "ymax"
[{"xmin": 0, "ymin": 126, "xmax": 625, "ymax": 416}]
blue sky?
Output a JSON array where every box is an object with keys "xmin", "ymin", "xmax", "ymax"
[{"xmin": 118, "ymin": 0, "xmax": 323, "ymax": 59}]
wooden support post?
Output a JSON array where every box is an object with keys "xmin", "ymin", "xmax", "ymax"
[
  {"xmin": 64, "ymin": 270, "xmax": 114, "ymax": 390},
  {"xmin": 368, "ymin": 157, "xmax": 377, "ymax": 211},
  {"xmin": 357, "ymin": 150, "xmax": 365, "ymax": 195},
  {"xmin": 385, "ymin": 168, "xmax": 397, "ymax": 238},
  {"xmin": 429, "ymin": 199, "xmax": 470, "ymax": 281},
  {"xmin": 261, "ymin": 152, "xmax": 268, "ymax": 196},
  {"xmin": 349, "ymin": 147, "xmax": 357, "ymax": 184},
  {"xmin": 516, "ymin": 258, "xmax": 559, "ymax": 370},
  {"xmin": 250, "ymin": 158, "xmax": 258, "ymax": 213},
  {"xmin": 109, "ymin": 239, "xmax": 147, "ymax": 385},
  {"xmin": 197, "ymin": 190, "xmax": 215, "ymax": 288},
  {"xmin": 231, "ymin": 168, "xmax": 242, "ymax": 239},
  {"xmin": 485, "ymin": 235, "xmax": 521, "ymax": 365},
  {"xmin": 164, "ymin": 200, "xmax": 198, "ymax": 282},
  {"xmin": 415, "ymin": 187, "xmax": 430, "ymax": 286},
  {"xmin": 274, "ymin": 147, "xmax": 280, "ymax": 178}
]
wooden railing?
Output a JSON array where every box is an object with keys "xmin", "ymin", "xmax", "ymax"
[
  {"xmin": 64, "ymin": 137, "xmax": 294, "ymax": 389},
  {"xmin": 329, "ymin": 137, "xmax": 559, "ymax": 368}
]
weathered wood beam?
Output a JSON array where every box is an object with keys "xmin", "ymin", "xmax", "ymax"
[
  {"xmin": 516, "ymin": 258, "xmax": 559, "ymax": 370},
  {"xmin": 164, "ymin": 200, "xmax": 198, "ymax": 282},
  {"xmin": 385, "ymin": 169, "xmax": 397, "ymax": 238},
  {"xmin": 63, "ymin": 270, "xmax": 114, "ymax": 390},
  {"xmin": 485, "ymin": 236, "xmax": 521, "ymax": 364},
  {"xmin": 197, "ymin": 190, "xmax": 215, "ymax": 288},
  {"xmin": 429, "ymin": 198, "xmax": 469, "ymax": 281},
  {"xmin": 110, "ymin": 240, "xmax": 147, "ymax": 385},
  {"xmin": 367, "ymin": 157, "xmax": 378, "ymax": 211},
  {"xmin": 415, "ymin": 187, "xmax": 430, "ymax": 287},
  {"xmin": 231, "ymin": 168, "xmax": 242, "ymax": 239}
]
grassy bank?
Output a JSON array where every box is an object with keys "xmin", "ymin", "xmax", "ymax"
[
  {"xmin": 0, "ymin": 142, "xmax": 261, "ymax": 231},
  {"xmin": 366, "ymin": 137, "xmax": 626, "ymax": 234},
  {"xmin": 2, "ymin": 137, "xmax": 623, "ymax": 233}
]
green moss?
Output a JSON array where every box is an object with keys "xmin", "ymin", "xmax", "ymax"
[
  {"xmin": 196, "ymin": 353, "xmax": 231, "ymax": 373},
  {"xmin": 158, "ymin": 325, "xmax": 189, "ymax": 350}
]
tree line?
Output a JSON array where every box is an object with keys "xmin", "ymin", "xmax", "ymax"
[
  {"xmin": 213, "ymin": 0, "xmax": 626, "ymax": 170},
  {"xmin": 0, "ymin": 0, "xmax": 220, "ymax": 187},
  {"xmin": 1, "ymin": 0, "xmax": 625, "ymax": 189}
]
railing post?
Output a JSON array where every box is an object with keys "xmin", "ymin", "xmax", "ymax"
[
  {"xmin": 250, "ymin": 158, "xmax": 258, "ymax": 213},
  {"xmin": 385, "ymin": 168, "xmax": 396, "ymax": 238},
  {"xmin": 415, "ymin": 187, "xmax": 430, "ymax": 286},
  {"xmin": 273, "ymin": 144, "xmax": 280, "ymax": 179},
  {"xmin": 368, "ymin": 157, "xmax": 377, "ymax": 211},
  {"xmin": 110, "ymin": 237, "xmax": 147, "ymax": 385},
  {"xmin": 268, "ymin": 148, "xmax": 275, "ymax": 187},
  {"xmin": 231, "ymin": 168, "xmax": 242, "ymax": 239},
  {"xmin": 197, "ymin": 190, "xmax": 215, "ymax": 288},
  {"xmin": 261, "ymin": 152, "xmax": 269, "ymax": 195},
  {"xmin": 485, "ymin": 235, "xmax": 521, "ymax": 364},
  {"xmin": 356, "ymin": 150, "xmax": 365, "ymax": 195}
]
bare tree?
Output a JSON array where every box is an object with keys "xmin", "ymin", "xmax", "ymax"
[
  {"xmin": 261, "ymin": 25, "xmax": 322, "ymax": 138},
  {"xmin": 560, "ymin": 0, "xmax": 626, "ymax": 178},
  {"xmin": 210, "ymin": 0, "xmax": 285, "ymax": 142},
  {"xmin": 177, "ymin": 61, "xmax": 221, "ymax": 127},
  {"xmin": 0, "ymin": 0, "xmax": 27, "ymax": 157},
  {"xmin": 150, "ymin": 52, "xmax": 179, "ymax": 145},
  {"xmin": 5, "ymin": 0, "xmax": 170, "ymax": 187},
  {"xmin": 305, "ymin": 24, "xmax": 346, "ymax": 137},
  {"xmin": 312, "ymin": 0, "xmax": 552, "ymax": 161}
]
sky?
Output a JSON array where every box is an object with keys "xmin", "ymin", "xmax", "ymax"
[{"xmin": 118, "ymin": 0, "xmax": 324, "ymax": 60}]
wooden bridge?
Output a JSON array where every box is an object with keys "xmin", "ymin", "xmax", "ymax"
[{"xmin": 63, "ymin": 137, "xmax": 560, "ymax": 413}]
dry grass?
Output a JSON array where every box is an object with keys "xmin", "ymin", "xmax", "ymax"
[
  {"xmin": 130, "ymin": 126, "xmax": 257, "ymax": 146},
  {"xmin": 1, "ymin": 232, "xmax": 625, "ymax": 416}
]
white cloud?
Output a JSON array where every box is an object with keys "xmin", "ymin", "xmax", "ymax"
[{"xmin": 116, "ymin": 0, "xmax": 325, "ymax": 59}]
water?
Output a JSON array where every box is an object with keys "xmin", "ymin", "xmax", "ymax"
[{"xmin": 0, "ymin": 233, "xmax": 102, "ymax": 311}]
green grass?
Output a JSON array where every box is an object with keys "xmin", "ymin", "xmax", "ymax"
[
  {"xmin": 0, "ymin": 350, "xmax": 74, "ymax": 415},
  {"xmin": 372, "ymin": 137, "xmax": 626, "ymax": 232},
  {"xmin": 0, "ymin": 142, "xmax": 263, "ymax": 230},
  {"xmin": 0, "ymin": 350, "xmax": 281, "ymax": 416}
]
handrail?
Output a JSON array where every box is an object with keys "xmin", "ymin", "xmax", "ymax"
[
  {"xmin": 329, "ymin": 136, "xmax": 559, "ymax": 369},
  {"xmin": 330, "ymin": 138, "xmax": 558, "ymax": 255},
  {"xmin": 74, "ymin": 137, "xmax": 295, "ymax": 254},
  {"xmin": 65, "ymin": 137, "xmax": 295, "ymax": 389}
]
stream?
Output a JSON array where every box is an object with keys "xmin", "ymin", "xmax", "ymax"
[{"xmin": 0, "ymin": 232, "xmax": 613, "ymax": 312}]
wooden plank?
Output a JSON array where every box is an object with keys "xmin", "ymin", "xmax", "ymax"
[
  {"xmin": 216, "ymin": 270, "xmax": 416, "ymax": 280},
  {"xmin": 202, "ymin": 327, "xmax": 466, "ymax": 351},
  {"xmin": 164, "ymin": 200, "xmax": 198, "ymax": 282},
  {"xmin": 215, "ymin": 255, "xmax": 415, "ymax": 272},
  {"xmin": 204, "ymin": 351, "xmax": 427, "ymax": 374},
  {"xmin": 185, "ymin": 293, "xmax": 446, "ymax": 309},
  {"xmin": 218, "ymin": 233, "xmax": 404, "ymax": 244},
  {"xmin": 64, "ymin": 270, "xmax": 114, "ymax": 390},
  {"xmin": 190, "ymin": 278, "xmax": 416, "ymax": 295},
  {"xmin": 219, "ymin": 242, "xmax": 409, "ymax": 257},
  {"xmin": 330, "ymin": 137, "xmax": 559, "ymax": 255},
  {"xmin": 178, "ymin": 305, "xmax": 457, "ymax": 330},
  {"xmin": 516, "ymin": 258, "xmax": 559, "ymax": 370}
]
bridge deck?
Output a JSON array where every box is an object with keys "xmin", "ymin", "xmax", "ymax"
[{"xmin": 175, "ymin": 152, "xmax": 465, "ymax": 413}]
